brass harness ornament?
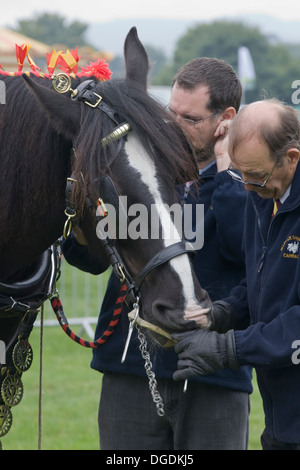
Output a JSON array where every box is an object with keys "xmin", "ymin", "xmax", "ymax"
[{"xmin": 0, "ymin": 338, "xmax": 33, "ymax": 440}]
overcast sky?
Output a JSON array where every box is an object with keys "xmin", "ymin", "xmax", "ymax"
[{"xmin": 2, "ymin": 0, "xmax": 300, "ymax": 27}]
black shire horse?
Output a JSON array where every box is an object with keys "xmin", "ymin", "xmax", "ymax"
[{"xmin": 0, "ymin": 28, "xmax": 212, "ymax": 438}]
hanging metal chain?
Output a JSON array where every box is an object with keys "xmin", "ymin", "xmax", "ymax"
[{"xmin": 136, "ymin": 325, "xmax": 165, "ymax": 417}]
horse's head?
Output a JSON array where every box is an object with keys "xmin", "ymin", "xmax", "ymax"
[{"xmin": 23, "ymin": 27, "xmax": 212, "ymax": 346}]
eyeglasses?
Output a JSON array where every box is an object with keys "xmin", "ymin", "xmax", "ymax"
[
  {"xmin": 166, "ymin": 106, "xmax": 217, "ymax": 128},
  {"xmin": 227, "ymin": 161, "xmax": 278, "ymax": 188}
]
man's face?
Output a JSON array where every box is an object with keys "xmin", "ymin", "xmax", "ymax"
[
  {"xmin": 230, "ymin": 137, "xmax": 298, "ymax": 199},
  {"xmin": 168, "ymin": 83, "xmax": 219, "ymax": 164}
]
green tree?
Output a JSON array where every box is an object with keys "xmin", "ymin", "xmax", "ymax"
[
  {"xmin": 156, "ymin": 21, "xmax": 299, "ymax": 104},
  {"xmin": 14, "ymin": 13, "xmax": 91, "ymax": 48}
]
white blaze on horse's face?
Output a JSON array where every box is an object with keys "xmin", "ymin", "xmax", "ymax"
[{"xmin": 124, "ymin": 134, "xmax": 210, "ymax": 328}]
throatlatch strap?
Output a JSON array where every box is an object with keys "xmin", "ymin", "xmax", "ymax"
[{"xmin": 50, "ymin": 283, "xmax": 127, "ymax": 348}]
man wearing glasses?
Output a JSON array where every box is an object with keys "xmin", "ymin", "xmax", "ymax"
[
  {"xmin": 227, "ymin": 161, "xmax": 277, "ymax": 190},
  {"xmin": 173, "ymin": 99, "xmax": 300, "ymax": 450}
]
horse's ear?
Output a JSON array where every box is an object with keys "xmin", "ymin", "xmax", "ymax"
[
  {"xmin": 22, "ymin": 74, "xmax": 81, "ymax": 140},
  {"xmin": 124, "ymin": 27, "xmax": 149, "ymax": 90}
]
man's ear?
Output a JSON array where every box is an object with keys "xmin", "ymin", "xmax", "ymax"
[
  {"xmin": 221, "ymin": 106, "xmax": 236, "ymax": 122},
  {"xmin": 286, "ymin": 148, "xmax": 300, "ymax": 166}
]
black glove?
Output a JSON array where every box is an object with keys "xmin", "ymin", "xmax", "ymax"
[
  {"xmin": 208, "ymin": 300, "xmax": 235, "ymax": 333},
  {"xmin": 172, "ymin": 329, "xmax": 239, "ymax": 382}
]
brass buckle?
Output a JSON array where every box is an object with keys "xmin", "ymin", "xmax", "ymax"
[{"xmin": 85, "ymin": 93, "xmax": 102, "ymax": 108}]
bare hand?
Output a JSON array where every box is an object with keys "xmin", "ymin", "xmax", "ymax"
[{"xmin": 214, "ymin": 120, "xmax": 231, "ymax": 172}]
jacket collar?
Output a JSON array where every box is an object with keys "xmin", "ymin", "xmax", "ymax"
[
  {"xmin": 250, "ymin": 161, "xmax": 300, "ymax": 213},
  {"xmin": 199, "ymin": 160, "xmax": 217, "ymax": 178}
]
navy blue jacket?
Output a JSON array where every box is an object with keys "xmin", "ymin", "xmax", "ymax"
[
  {"xmin": 225, "ymin": 162, "xmax": 300, "ymax": 443},
  {"xmin": 62, "ymin": 164, "xmax": 252, "ymax": 393}
]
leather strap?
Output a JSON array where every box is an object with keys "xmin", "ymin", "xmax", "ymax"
[
  {"xmin": 133, "ymin": 241, "xmax": 195, "ymax": 290},
  {"xmin": 71, "ymin": 80, "xmax": 121, "ymax": 125}
]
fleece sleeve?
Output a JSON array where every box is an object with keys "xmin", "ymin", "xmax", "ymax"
[
  {"xmin": 211, "ymin": 171, "xmax": 247, "ymax": 265},
  {"xmin": 61, "ymin": 233, "xmax": 109, "ymax": 275},
  {"xmin": 234, "ymin": 305, "xmax": 300, "ymax": 368},
  {"xmin": 221, "ymin": 277, "xmax": 251, "ymax": 331}
]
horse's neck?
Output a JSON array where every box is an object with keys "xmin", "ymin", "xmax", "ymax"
[
  {"xmin": 0, "ymin": 206, "xmax": 64, "ymax": 282},
  {"xmin": 0, "ymin": 253, "xmax": 35, "ymax": 283}
]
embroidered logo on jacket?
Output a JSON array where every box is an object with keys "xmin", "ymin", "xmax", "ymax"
[{"xmin": 281, "ymin": 236, "xmax": 300, "ymax": 259}]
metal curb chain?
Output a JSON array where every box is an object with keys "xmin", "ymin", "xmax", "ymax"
[{"xmin": 136, "ymin": 326, "xmax": 165, "ymax": 417}]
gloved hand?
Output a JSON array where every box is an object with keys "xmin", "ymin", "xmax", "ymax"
[
  {"xmin": 172, "ymin": 329, "xmax": 239, "ymax": 382},
  {"xmin": 209, "ymin": 300, "xmax": 235, "ymax": 333}
]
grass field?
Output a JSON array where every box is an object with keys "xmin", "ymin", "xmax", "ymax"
[
  {"xmin": 1, "ymin": 325, "xmax": 265, "ymax": 451},
  {"xmin": 1, "ymin": 262, "xmax": 265, "ymax": 451}
]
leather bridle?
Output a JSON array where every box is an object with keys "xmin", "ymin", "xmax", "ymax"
[{"xmin": 61, "ymin": 75, "xmax": 196, "ymax": 309}]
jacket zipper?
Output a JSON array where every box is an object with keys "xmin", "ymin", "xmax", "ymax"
[
  {"xmin": 258, "ymin": 246, "xmax": 267, "ymax": 273},
  {"xmin": 256, "ymin": 207, "xmax": 284, "ymax": 273}
]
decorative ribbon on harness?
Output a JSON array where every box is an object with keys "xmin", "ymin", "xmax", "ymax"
[
  {"xmin": 16, "ymin": 43, "xmax": 41, "ymax": 72},
  {"xmin": 1, "ymin": 41, "xmax": 112, "ymax": 83}
]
